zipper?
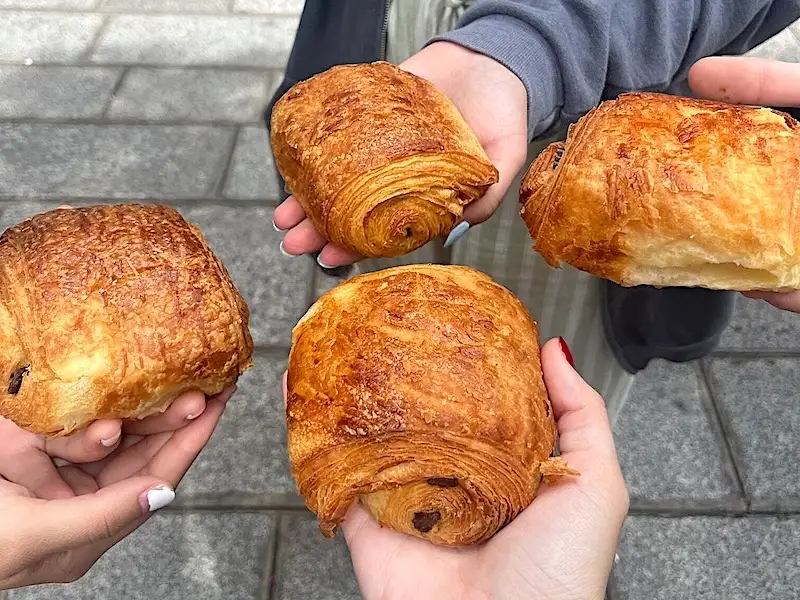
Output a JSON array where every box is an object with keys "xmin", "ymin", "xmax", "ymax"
[{"xmin": 380, "ymin": 0, "xmax": 392, "ymax": 60}]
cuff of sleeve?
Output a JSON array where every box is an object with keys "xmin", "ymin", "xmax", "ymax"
[{"xmin": 430, "ymin": 13, "xmax": 563, "ymax": 139}]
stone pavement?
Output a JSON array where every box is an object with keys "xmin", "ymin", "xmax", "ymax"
[{"xmin": 0, "ymin": 2, "xmax": 798, "ymax": 599}]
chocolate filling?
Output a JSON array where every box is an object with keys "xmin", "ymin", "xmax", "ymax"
[
  {"xmin": 412, "ymin": 510, "xmax": 441, "ymax": 533},
  {"xmin": 427, "ymin": 477, "xmax": 458, "ymax": 488},
  {"xmin": 8, "ymin": 364, "xmax": 29, "ymax": 395},
  {"xmin": 552, "ymin": 146, "xmax": 565, "ymax": 169}
]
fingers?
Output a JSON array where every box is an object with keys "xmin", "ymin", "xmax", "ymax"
[
  {"xmin": 540, "ymin": 338, "xmax": 616, "ymax": 457},
  {"xmin": 0, "ymin": 448, "xmax": 74, "ymax": 500},
  {"xmin": 461, "ymin": 133, "xmax": 529, "ymax": 226},
  {"xmin": 44, "ymin": 419, "xmax": 123, "ymax": 463},
  {"xmin": 272, "ymin": 196, "xmax": 306, "ymax": 231},
  {"xmin": 122, "ymin": 390, "xmax": 207, "ymax": 436},
  {"xmin": 21, "ymin": 476, "xmax": 175, "ymax": 556},
  {"xmin": 688, "ymin": 56, "xmax": 800, "ymax": 107},
  {"xmin": 316, "ymin": 244, "xmax": 363, "ymax": 269},
  {"xmin": 280, "ymin": 218, "xmax": 327, "ymax": 255},
  {"xmin": 742, "ymin": 290, "xmax": 800, "ymax": 313}
]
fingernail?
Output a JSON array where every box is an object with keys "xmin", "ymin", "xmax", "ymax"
[
  {"xmin": 559, "ymin": 337, "xmax": 575, "ymax": 368},
  {"xmin": 186, "ymin": 412, "xmax": 202, "ymax": 421},
  {"xmin": 141, "ymin": 485, "xmax": 175, "ymax": 514},
  {"xmin": 283, "ymin": 183, "xmax": 291, "ymax": 194},
  {"xmin": 279, "ymin": 242, "xmax": 294, "ymax": 258},
  {"xmin": 272, "ymin": 220, "xmax": 284, "ymax": 232},
  {"xmin": 100, "ymin": 431, "xmax": 121, "ymax": 448},
  {"xmin": 316, "ymin": 254, "xmax": 334, "ymax": 269},
  {"xmin": 443, "ymin": 221, "xmax": 470, "ymax": 248}
]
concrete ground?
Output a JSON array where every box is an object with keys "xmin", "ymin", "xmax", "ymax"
[{"xmin": 0, "ymin": 2, "xmax": 798, "ymax": 599}]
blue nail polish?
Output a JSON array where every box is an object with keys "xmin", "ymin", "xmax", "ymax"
[{"xmin": 443, "ymin": 221, "xmax": 470, "ymax": 248}]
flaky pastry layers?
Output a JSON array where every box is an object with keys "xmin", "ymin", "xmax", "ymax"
[
  {"xmin": 271, "ymin": 62, "xmax": 498, "ymax": 258},
  {"xmin": 0, "ymin": 204, "xmax": 253, "ymax": 437},
  {"xmin": 286, "ymin": 264, "xmax": 575, "ymax": 546},
  {"xmin": 521, "ymin": 92, "xmax": 800, "ymax": 290}
]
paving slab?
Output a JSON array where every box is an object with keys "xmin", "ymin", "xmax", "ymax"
[
  {"xmin": 706, "ymin": 358, "xmax": 800, "ymax": 510},
  {"xmin": 0, "ymin": 12, "xmax": 104, "ymax": 63},
  {"xmin": 0, "ymin": 123, "xmax": 234, "ymax": 198},
  {"xmin": 233, "ymin": 0, "xmax": 305, "ymax": 14},
  {"xmin": 612, "ymin": 360, "xmax": 741, "ymax": 508},
  {"xmin": 0, "ymin": 65, "xmax": 120, "ymax": 119},
  {"xmin": 613, "ymin": 516, "xmax": 800, "ymax": 600},
  {"xmin": 223, "ymin": 125, "xmax": 282, "ymax": 199},
  {"xmin": 107, "ymin": 68, "xmax": 274, "ymax": 122},
  {"xmin": 91, "ymin": 14, "xmax": 298, "ymax": 67},
  {"xmin": 8, "ymin": 513, "xmax": 275, "ymax": 600},
  {"xmin": 99, "ymin": 0, "xmax": 229, "ymax": 11},
  {"xmin": 275, "ymin": 514, "xmax": 361, "ymax": 600},
  {"xmin": 179, "ymin": 353, "xmax": 298, "ymax": 502},
  {"xmin": 718, "ymin": 295, "xmax": 800, "ymax": 352},
  {"xmin": 0, "ymin": 0, "xmax": 96, "ymax": 8}
]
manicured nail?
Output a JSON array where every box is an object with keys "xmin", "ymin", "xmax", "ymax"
[
  {"xmin": 185, "ymin": 412, "xmax": 202, "ymax": 421},
  {"xmin": 279, "ymin": 242, "xmax": 294, "ymax": 258},
  {"xmin": 100, "ymin": 430, "xmax": 121, "ymax": 448},
  {"xmin": 283, "ymin": 183, "xmax": 291, "ymax": 194},
  {"xmin": 141, "ymin": 485, "xmax": 175, "ymax": 514},
  {"xmin": 272, "ymin": 220, "xmax": 284, "ymax": 232},
  {"xmin": 443, "ymin": 221, "xmax": 470, "ymax": 248},
  {"xmin": 316, "ymin": 254, "xmax": 334, "ymax": 269},
  {"xmin": 559, "ymin": 337, "xmax": 575, "ymax": 368}
]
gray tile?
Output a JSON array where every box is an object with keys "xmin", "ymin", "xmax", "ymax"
[
  {"xmin": 613, "ymin": 361, "xmax": 740, "ymax": 506},
  {"xmin": 613, "ymin": 516, "xmax": 800, "ymax": 600},
  {"xmin": 718, "ymin": 295, "xmax": 800, "ymax": 351},
  {"xmin": 0, "ymin": 12, "xmax": 104, "ymax": 63},
  {"xmin": 0, "ymin": 66, "xmax": 120, "ymax": 119},
  {"xmin": 276, "ymin": 514, "xmax": 361, "ymax": 600},
  {"xmin": 180, "ymin": 354, "xmax": 298, "ymax": 500},
  {"xmin": 100, "ymin": 0, "xmax": 228, "ymax": 10},
  {"xmin": 0, "ymin": 124, "xmax": 234, "ymax": 198},
  {"xmin": 707, "ymin": 358, "xmax": 800, "ymax": 509},
  {"xmin": 0, "ymin": 0, "xmax": 96, "ymax": 7},
  {"xmin": 8, "ymin": 513, "xmax": 274, "ymax": 600},
  {"xmin": 179, "ymin": 204, "xmax": 313, "ymax": 347},
  {"xmin": 107, "ymin": 68, "xmax": 274, "ymax": 122},
  {"xmin": 223, "ymin": 125, "xmax": 281, "ymax": 200},
  {"xmin": 233, "ymin": 0, "xmax": 305, "ymax": 13},
  {"xmin": 91, "ymin": 15, "xmax": 299, "ymax": 67}
]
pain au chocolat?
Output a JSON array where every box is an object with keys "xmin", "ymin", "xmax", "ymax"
[
  {"xmin": 286, "ymin": 264, "xmax": 576, "ymax": 547},
  {"xmin": 270, "ymin": 61, "xmax": 498, "ymax": 258},
  {"xmin": 0, "ymin": 204, "xmax": 253, "ymax": 437},
  {"xmin": 521, "ymin": 92, "xmax": 800, "ymax": 291}
]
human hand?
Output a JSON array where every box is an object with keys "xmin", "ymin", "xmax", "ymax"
[
  {"xmin": 0, "ymin": 386, "xmax": 235, "ymax": 590},
  {"xmin": 688, "ymin": 56, "xmax": 800, "ymax": 313},
  {"xmin": 282, "ymin": 338, "xmax": 628, "ymax": 600},
  {"xmin": 273, "ymin": 41, "xmax": 528, "ymax": 268}
]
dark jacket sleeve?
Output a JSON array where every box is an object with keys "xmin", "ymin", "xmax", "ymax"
[{"xmin": 434, "ymin": 0, "xmax": 800, "ymax": 138}]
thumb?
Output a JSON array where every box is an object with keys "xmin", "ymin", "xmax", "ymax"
[
  {"xmin": 25, "ymin": 477, "xmax": 175, "ymax": 555},
  {"xmin": 540, "ymin": 338, "xmax": 619, "ymax": 466}
]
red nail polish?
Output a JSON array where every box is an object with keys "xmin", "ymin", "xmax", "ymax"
[{"xmin": 559, "ymin": 337, "xmax": 574, "ymax": 368}]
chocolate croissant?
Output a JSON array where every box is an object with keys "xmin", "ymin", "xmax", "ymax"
[
  {"xmin": 0, "ymin": 204, "xmax": 253, "ymax": 437},
  {"xmin": 270, "ymin": 62, "xmax": 498, "ymax": 258},
  {"xmin": 286, "ymin": 264, "xmax": 575, "ymax": 546},
  {"xmin": 521, "ymin": 92, "xmax": 800, "ymax": 291}
]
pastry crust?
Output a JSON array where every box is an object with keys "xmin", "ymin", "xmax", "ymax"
[
  {"xmin": 0, "ymin": 204, "xmax": 254, "ymax": 437},
  {"xmin": 286, "ymin": 264, "xmax": 576, "ymax": 546},
  {"xmin": 271, "ymin": 61, "xmax": 498, "ymax": 258},
  {"xmin": 520, "ymin": 92, "xmax": 800, "ymax": 290}
]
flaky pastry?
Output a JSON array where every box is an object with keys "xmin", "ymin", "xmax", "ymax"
[
  {"xmin": 521, "ymin": 92, "xmax": 800, "ymax": 290},
  {"xmin": 0, "ymin": 204, "xmax": 253, "ymax": 437},
  {"xmin": 270, "ymin": 61, "xmax": 498, "ymax": 258},
  {"xmin": 286, "ymin": 264, "xmax": 576, "ymax": 547}
]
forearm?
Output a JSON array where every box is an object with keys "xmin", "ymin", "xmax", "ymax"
[{"xmin": 434, "ymin": 0, "xmax": 800, "ymax": 138}]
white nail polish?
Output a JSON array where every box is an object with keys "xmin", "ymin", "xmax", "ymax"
[
  {"xmin": 146, "ymin": 486, "xmax": 176, "ymax": 512},
  {"xmin": 316, "ymin": 255, "xmax": 333, "ymax": 269},
  {"xmin": 272, "ymin": 220, "xmax": 283, "ymax": 232},
  {"xmin": 100, "ymin": 431, "xmax": 121, "ymax": 447},
  {"xmin": 279, "ymin": 242, "xmax": 294, "ymax": 258},
  {"xmin": 186, "ymin": 412, "xmax": 201, "ymax": 421},
  {"xmin": 443, "ymin": 221, "xmax": 470, "ymax": 248}
]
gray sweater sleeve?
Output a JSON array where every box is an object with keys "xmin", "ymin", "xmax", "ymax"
[{"xmin": 433, "ymin": 0, "xmax": 800, "ymax": 138}]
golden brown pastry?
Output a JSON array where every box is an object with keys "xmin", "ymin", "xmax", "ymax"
[
  {"xmin": 521, "ymin": 92, "xmax": 800, "ymax": 290},
  {"xmin": 0, "ymin": 204, "xmax": 253, "ymax": 437},
  {"xmin": 286, "ymin": 264, "xmax": 576, "ymax": 547},
  {"xmin": 270, "ymin": 61, "xmax": 498, "ymax": 258}
]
